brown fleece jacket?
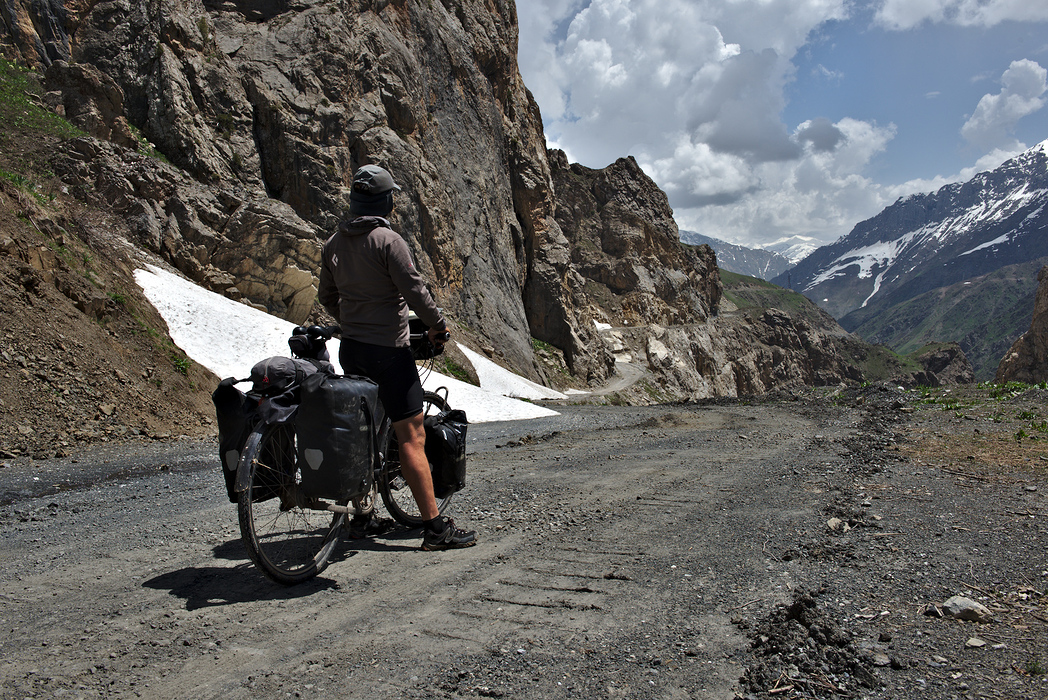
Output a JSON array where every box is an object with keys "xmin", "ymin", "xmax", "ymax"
[{"xmin": 318, "ymin": 216, "xmax": 446, "ymax": 348}]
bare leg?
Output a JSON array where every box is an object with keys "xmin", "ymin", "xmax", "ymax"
[{"xmin": 393, "ymin": 412, "xmax": 439, "ymax": 521}]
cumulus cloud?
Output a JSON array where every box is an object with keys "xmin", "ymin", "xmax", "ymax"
[
  {"xmin": 874, "ymin": 0, "xmax": 1048, "ymax": 30},
  {"xmin": 518, "ymin": 0, "xmax": 849, "ymax": 171},
  {"xmin": 796, "ymin": 117, "xmax": 844, "ymax": 152},
  {"xmin": 516, "ymin": 0, "xmax": 586, "ymax": 121},
  {"xmin": 961, "ymin": 59, "xmax": 1047, "ymax": 151},
  {"xmin": 515, "ymin": 0, "xmax": 870, "ymax": 245},
  {"xmin": 668, "ymin": 118, "xmax": 897, "ymax": 245}
]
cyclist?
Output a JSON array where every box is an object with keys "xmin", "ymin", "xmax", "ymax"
[{"xmin": 318, "ymin": 164, "xmax": 476, "ymax": 551}]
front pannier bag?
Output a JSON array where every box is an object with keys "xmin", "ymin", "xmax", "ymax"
[
  {"xmin": 212, "ymin": 377, "xmax": 259, "ymax": 503},
  {"xmin": 295, "ymin": 373, "xmax": 382, "ymax": 501},
  {"xmin": 424, "ymin": 409, "xmax": 468, "ymax": 498}
]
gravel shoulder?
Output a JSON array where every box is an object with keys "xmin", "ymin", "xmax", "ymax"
[{"xmin": 1, "ymin": 385, "xmax": 1047, "ymax": 700}]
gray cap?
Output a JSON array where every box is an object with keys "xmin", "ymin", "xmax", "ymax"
[
  {"xmin": 347, "ymin": 164, "xmax": 400, "ymax": 217},
  {"xmin": 351, "ymin": 164, "xmax": 401, "ymax": 195}
]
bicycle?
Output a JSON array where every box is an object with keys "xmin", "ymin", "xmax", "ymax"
[{"xmin": 233, "ymin": 324, "xmax": 455, "ymax": 585}]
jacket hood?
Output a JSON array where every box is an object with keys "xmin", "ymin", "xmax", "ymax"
[{"xmin": 338, "ymin": 216, "xmax": 391, "ymax": 236}]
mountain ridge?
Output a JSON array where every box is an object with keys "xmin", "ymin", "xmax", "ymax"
[
  {"xmin": 772, "ymin": 140, "xmax": 1048, "ymax": 377},
  {"xmin": 679, "ymin": 229, "xmax": 792, "ymax": 281},
  {"xmin": 776, "ymin": 140, "xmax": 1048, "ymax": 320}
]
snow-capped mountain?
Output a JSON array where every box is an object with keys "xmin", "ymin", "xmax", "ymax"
[
  {"xmin": 679, "ymin": 230, "xmax": 792, "ymax": 280},
  {"xmin": 773, "ymin": 140, "xmax": 1048, "ymax": 321},
  {"xmin": 764, "ymin": 235, "xmax": 821, "ymax": 265}
]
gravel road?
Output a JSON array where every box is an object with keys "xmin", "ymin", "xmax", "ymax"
[{"xmin": 2, "ymin": 388, "xmax": 1047, "ymax": 700}]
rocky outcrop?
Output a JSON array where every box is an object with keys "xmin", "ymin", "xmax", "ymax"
[
  {"xmin": 42, "ymin": 60, "xmax": 136, "ymax": 148},
  {"xmin": 996, "ymin": 265, "xmax": 1048, "ymax": 384},
  {"xmin": 53, "ymin": 137, "xmax": 322, "ymax": 322},
  {"xmin": 601, "ymin": 310, "xmax": 863, "ymax": 401},
  {"xmin": 0, "ymin": 0, "xmax": 82, "ymax": 68},
  {"xmin": 911, "ymin": 343, "xmax": 974, "ymax": 387},
  {"xmin": 4, "ymin": 0, "xmax": 579, "ymax": 382},
  {"xmin": 549, "ymin": 151, "xmax": 720, "ymax": 327},
  {"xmin": 532, "ymin": 150, "xmax": 723, "ymax": 386}
]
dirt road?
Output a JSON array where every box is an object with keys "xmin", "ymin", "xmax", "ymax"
[{"xmin": 2, "ymin": 388, "xmax": 1047, "ymax": 699}]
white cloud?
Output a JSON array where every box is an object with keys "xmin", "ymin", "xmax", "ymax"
[
  {"xmin": 519, "ymin": 0, "xmax": 849, "ymax": 171},
  {"xmin": 961, "ymin": 59, "xmax": 1047, "ymax": 151},
  {"xmin": 515, "ymin": 0, "xmax": 585, "ymax": 122},
  {"xmin": 815, "ymin": 64, "xmax": 844, "ymax": 82},
  {"xmin": 875, "ymin": 0, "xmax": 1048, "ymax": 30},
  {"xmin": 643, "ymin": 137, "xmax": 759, "ymax": 208},
  {"xmin": 516, "ymin": 0, "xmax": 865, "ymax": 247},
  {"xmin": 518, "ymin": 1, "xmax": 1046, "ymax": 249},
  {"xmin": 671, "ymin": 117, "xmax": 897, "ymax": 247},
  {"xmin": 885, "ymin": 145, "xmax": 1028, "ymax": 200}
]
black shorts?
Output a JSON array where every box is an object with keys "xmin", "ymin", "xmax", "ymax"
[{"xmin": 338, "ymin": 338, "xmax": 423, "ymax": 423}]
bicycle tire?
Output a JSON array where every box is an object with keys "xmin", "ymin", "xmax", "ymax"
[
  {"xmin": 237, "ymin": 423, "xmax": 345, "ymax": 585},
  {"xmin": 379, "ymin": 391, "xmax": 453, "ymax": 527}
]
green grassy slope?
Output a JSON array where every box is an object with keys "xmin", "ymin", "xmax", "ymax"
[
  {"xmin": 719, "ymin": 269, "xmax": 843, "ymax": 333},
  {"xmin": 845, "ymin": 258, "xmax": 1046, "ymax": 381}
]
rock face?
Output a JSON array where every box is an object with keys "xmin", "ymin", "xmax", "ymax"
[
  {"xmin": 549, "ymin": 151, "xmax": 720, "ymax": 328},
  {"xmin": 609, "ymin": 313, "xmax": 862, "ymax": 400},
  {"xmin": 996, "ymin": 265, "xmax": 1048, "ymax": 384},
  {"xmin": 42, "ymin": 60, "xmax": 137, "ymax": 148},
  {"xmin": 536, "ymin": 151, "xmax": 721, "ymax": 385},
  {"xmin": 5, "ymin": 0, "xmax": 565, "ymax": 381},
  {"xmin": 53, "ymin": 137, "xmax": 323, "ymax": 322}
]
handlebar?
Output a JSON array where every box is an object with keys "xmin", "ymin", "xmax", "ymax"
[
  {"xmin": 413, "ymin": 330, "xmax": 451, "ymax": 342},
  {"xmin": 292, "ymin": 324, "xmax": 340, "ymax": 340}
]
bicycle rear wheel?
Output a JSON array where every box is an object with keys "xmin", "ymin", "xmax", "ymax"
[
  {"xmin": 237, "ymin": 423, "xmax": 345, "ymax": 585},
  {"xmin": 379, "ymin": 391, "xmax": 453, "ymax": 527}
]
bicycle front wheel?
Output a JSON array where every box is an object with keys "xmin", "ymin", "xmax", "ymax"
[
  {"xmin": 236, "ymin": 423, "xmax": 345, "ymax": 585},
  {"xmin": 379, "ymin": 391, "xmax": 454, "ymax": 527}
]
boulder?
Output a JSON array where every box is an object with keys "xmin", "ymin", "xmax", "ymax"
[
  {"xmin": 912, "ymin": 343, "xmax": 974, "ymax": 386},
  {"xmin": 942, "ymin": 595, "xmax": 993, "ymax": 623}
]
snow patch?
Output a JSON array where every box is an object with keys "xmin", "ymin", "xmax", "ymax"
[{"xmin": 133, "ymin": 265, "xmax": 560, "ymax": 423}]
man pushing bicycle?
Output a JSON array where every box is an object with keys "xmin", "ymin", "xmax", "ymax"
[{"xmin": 318, "ymin": 164, "xmax": 476, "ymax": 551}]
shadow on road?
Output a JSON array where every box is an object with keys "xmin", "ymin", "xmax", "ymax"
[{"xmin": 143, "ymin": 543, "xmax": 350, "ymax": 609}]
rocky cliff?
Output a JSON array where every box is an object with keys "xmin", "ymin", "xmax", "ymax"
[
  {"xmin": 996, "ymin": 265, "xmax": 1048, "ymax": 384},
  {"xmin": 1, "ymin": 0, "xmax": 971, "ymax": 404},
  {"xmin": 4, "ymin": 0, "xmax": 574, "ymax": 382}
]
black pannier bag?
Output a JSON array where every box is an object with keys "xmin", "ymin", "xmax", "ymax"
[
  {"xmin": 424, "ymin": 409, "xmax": 468, "ymax": 498},
  {"xmin": 212, "ymin": 377, "xmax": 259, "ymax": 503},
  {"xmin": 295, "ymin": 372, "xmax": 382, "ymax": 501}
]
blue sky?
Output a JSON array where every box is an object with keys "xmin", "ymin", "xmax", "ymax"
[{"xmin": 516, "ymin": 1, "xmax": 1048, "ymax": 251}]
